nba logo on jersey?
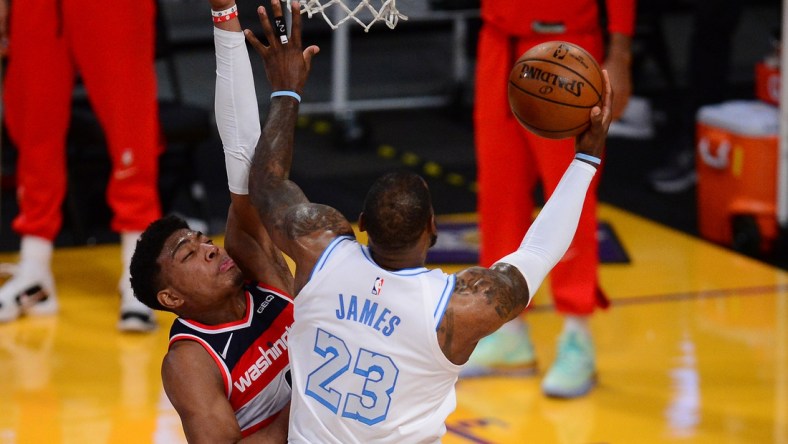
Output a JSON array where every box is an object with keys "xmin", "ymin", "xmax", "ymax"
[{"xmin": 371, "ymin": 277, "xmax": 384, "ymax": 296}]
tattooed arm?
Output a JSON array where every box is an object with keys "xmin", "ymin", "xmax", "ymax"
[
  {"xmin": 244, "ymin": 2, "xmax": 352, "ymax": 293},
  {"xmin": 248, "ymin": 101, "xmax": 353, "ymax": 293},
  {"xmin": 437, "ymin": 264, "xmax": 530, "ymax": 364},
  {"xmin": 438, "ymin": 71, "xmax": 614, "ymax": 365}
]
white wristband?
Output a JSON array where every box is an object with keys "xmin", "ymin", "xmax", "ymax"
[{"xmin": 211, "ymin": 4, "xmax": 238, "ymax": 17}]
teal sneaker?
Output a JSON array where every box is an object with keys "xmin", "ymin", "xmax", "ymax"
[
  {"xmin": 460, "ymin": 321, "xmax": 537, "ymax": 378},
  {"xmin": 541, "ymin": 331, "xmax": 597, "ymax": 398}
]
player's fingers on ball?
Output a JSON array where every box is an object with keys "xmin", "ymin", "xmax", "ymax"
[
  {"xmin": 599, "ymin": 71, "xmax": 613, "ymax": 125},
  {"xmin": 508, "ymin": 41, "xmax": 602, "ymax": 139}
]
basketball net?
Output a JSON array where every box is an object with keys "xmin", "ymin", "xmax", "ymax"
[{"xmin": 296, "ymin": 0, "xmax": 407, "ymax": 31}]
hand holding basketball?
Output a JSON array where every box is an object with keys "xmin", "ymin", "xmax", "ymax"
[
  {"xmin": 575, "ymin": 69, "xmax": 613, "ymax": 161},
  {"xmin": 507, "ymin": 41, "xmax": 604, "ymax": 139}
]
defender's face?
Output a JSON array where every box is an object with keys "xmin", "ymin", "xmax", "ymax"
[{"xmin": 157, "ymin": 229, "xmax": 243, "ymax": 308}]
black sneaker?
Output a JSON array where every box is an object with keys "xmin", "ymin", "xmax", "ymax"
[
  {"xmin": 118, "ymin": 311, "xmax": 157, "ymax": 333},
  {"xmin": 648, "ymin": 151, "xmax": 697, "ymax": 194}
]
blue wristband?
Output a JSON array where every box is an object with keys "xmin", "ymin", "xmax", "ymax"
[
  {"xmin": 270, "ymin": 91, "xmax": 301, "ymax": 103},
  {"xmin": 575, "ymin": 153, "xmax": 601, "ymax": 165}
]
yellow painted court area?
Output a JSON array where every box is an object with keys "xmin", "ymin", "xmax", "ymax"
[{"xmin": 1, "ymin": 204, "xmax": 787, "ymax": 443}]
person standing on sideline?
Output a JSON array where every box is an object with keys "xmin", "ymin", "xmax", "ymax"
[
  {"xmin": 647, "ymin": 0, "xmax": 744, "ymax": 193},
  {"xmin": 242, "ymin": 1, "xmax": 614, "ymax": 440},
  {"xmin": 468, "ymin": 0, "xmax": 635, "ymax": 398},
  {"xmin": 0, "ymin": 0, "xmax": 163, "ymax": 331}
]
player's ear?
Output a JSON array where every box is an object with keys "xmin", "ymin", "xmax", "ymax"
[
  {"xmin": 423, "ymin": 212, "xmax": 437, "ymax": 238},
  {"xmin": 158, "ymin": 288, "xmax": 184, "ymax": 311},
  {"xmin": 429, "ymin": 212, "xmax": 437, "ymax": 235},
  {"xmin": 358, "ymin": 212, "xmax": 367, "ymax": 232},
  {"xmin": 427, "ymin": 213, "xmax": 438, "ymax": 248}
]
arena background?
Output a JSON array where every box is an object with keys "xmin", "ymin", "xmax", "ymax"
[{"xmin": 0, "ymin": 0, "xmax": 783, "ymax": 267}]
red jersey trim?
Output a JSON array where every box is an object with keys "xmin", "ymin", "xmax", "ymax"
[
  {"xmin": 252, "ymin": 282, "xmax": 295, "ymax": 304},
  {"xmin": 177, "ymin": 292, "xmax": 254, "ymax": 333},
  {"xmin": 240, "ymin": 410, "xmax": 280, "ymax": 438},
  {"xmin": 169, "ymin": 333, "xmax": 233, "ymax": 398}
]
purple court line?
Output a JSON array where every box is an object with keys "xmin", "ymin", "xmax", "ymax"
[
  {"xmin": 445, "ymin": 418, "xmax": 509, "ymax": 443},
  {"xmin": 445, "ymin": 424, "xmax": 497, "ymax": 444},
  {"xmin": 526, "ymin": 283, "xmax": 788, "ymax": 312}
]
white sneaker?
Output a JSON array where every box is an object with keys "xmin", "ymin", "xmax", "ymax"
[
  {"xmin": 460, "ymin": 320, "xmax": 538, "ymax": 378},
  {"xmin": 541, "ymin": 331, "xmax": 597, "ymax": 398},
  {"xmin": 118, "ymin": 287, "xmax": 157, "ymax": 333},
  {"xmin": 117, "ymin": 310, "xmax": 157, "ymax": 333},
  {"xmin": 0, "ymin": 267, "xmax": 58, "ymax": 322},
  {"xmin": 608, "ymin": 96, "xmax": 655, "ymax": 140},
  {"xmin": 118, "ymin": 232, "xmax": 156, "ymax": 333}
]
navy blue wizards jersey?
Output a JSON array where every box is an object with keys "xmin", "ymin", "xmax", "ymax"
[{"xmin": 168, "ymin": 282, "xmax": 294, "ymax": 437}]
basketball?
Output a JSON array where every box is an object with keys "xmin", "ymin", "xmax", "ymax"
[{"xmin": 508, "ymin": 41, "xmax": 603, "ymax": 139}]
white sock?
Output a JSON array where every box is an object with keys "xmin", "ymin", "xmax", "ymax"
[
  {"xmin": 18, "ymin": 235, "xmax": 53, "ymax": 276},
  {"xmin": 119, "ymin": 231, "xmax": 148, "ymax": 312},
  {"xmin": 562, "ymin": 315, "xmax": 591, "ymax": 337}
]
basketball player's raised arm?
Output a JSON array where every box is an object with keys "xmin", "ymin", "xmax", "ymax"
[
  {"xmin": 210, "ymin": 0, "xmax": 293, "ymax": 294},
  {"xmin": 244, "ymin": 2, "xmax": 353, "ymax": 292},
  {"xmin": 439, "ymin": 71, "xmax": 613, "ymax": 365}
]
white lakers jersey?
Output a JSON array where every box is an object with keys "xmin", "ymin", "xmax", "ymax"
[{"xmin": 288, "ymin": 236, "xmax": 461, "ymax": 443}]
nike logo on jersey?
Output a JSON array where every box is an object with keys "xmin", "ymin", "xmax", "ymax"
[{"xmin": 221, "ymin": 332, "xmax": 234, "ymax": 359}]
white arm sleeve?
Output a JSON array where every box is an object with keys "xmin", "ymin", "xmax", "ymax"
[
  {"xmin": 214, "ymin": 27, "xmax": 261, "ymax": 195},
  {"xmin": 494, "ymin": 159, "xmax": 597, "ymax": 304}
]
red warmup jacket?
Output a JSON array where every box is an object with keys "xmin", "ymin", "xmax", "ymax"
[
  {"xmin": 474, "ymin": 0, "xmax": 634, "ymax": 314},
  {"xmin": 481, "ymin": 0, "xmax": 635, "ymax": 38}
]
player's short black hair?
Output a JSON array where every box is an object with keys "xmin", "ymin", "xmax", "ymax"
[
  {"xmin": 362, "ymin": 170, "xmax": 433, "ymax": 251},
  {"xmin": 129, "ymin": 215, "xmax": 190, "ymax": 311}
]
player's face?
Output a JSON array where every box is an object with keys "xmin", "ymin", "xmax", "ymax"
[{"xmin": 157, "ymin": 229, "xmax": 243, "ymax": 308}]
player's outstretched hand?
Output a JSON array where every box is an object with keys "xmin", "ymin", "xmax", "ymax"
[
  {"xmin": 574, "ymin": 69, "xmax": 613, "ymax": 161},
  {"xmin": 244, "ymin": 0, "xmax": 320, "ymax": 95}
]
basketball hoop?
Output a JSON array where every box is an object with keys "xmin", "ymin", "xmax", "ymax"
[{"xmin": 296, "ymin": 0, "xmax": 407, "ymax": 31}]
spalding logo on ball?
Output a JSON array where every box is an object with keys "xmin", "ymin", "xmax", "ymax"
[{"xmin": 508, "ymin": 41, "xmax": 603, "ymax": 139}]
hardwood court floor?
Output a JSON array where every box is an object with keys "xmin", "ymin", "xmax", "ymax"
[{"xmin": 0, "ymin": 203, "xmax": 786, "ymax": 443}]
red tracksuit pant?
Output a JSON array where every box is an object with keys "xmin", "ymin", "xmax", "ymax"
[
  {"xmin": 474, "ymin": 25, "xmax": 608, "ymax": 314},
  {"xmin": 4, "ymin": 0, "xmax": 162, "ymax": 240}
]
